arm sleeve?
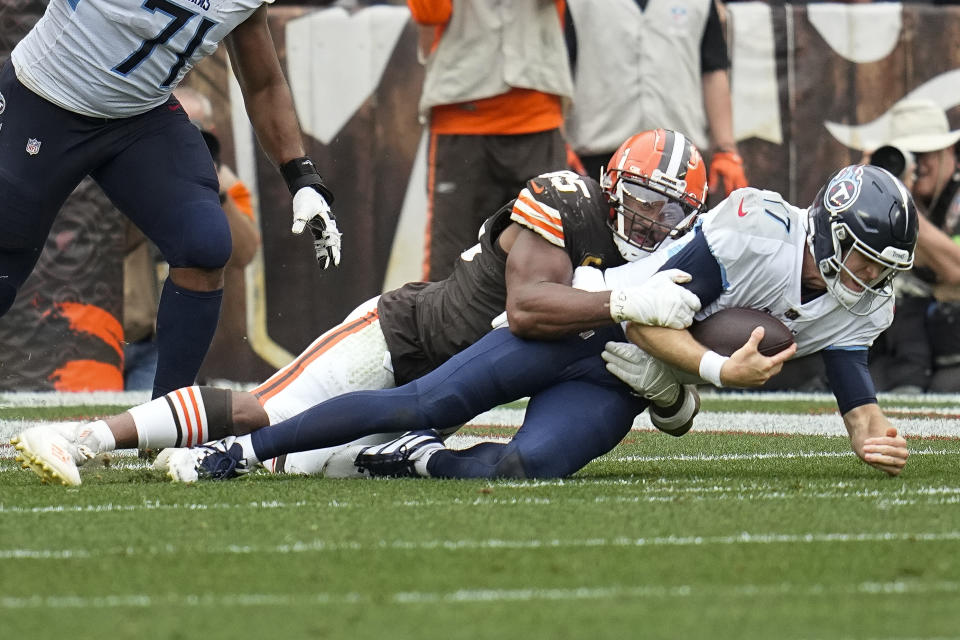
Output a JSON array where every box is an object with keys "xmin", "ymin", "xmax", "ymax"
[
  {"xmin": 822, "ymin": 348, "xmax": 877, "ymax": 415},
  {"xmin": 658, "ymin": 230, "xmax": 725, "ymax": 308},
  {"xmin": 700, "ymin": 1, "xmax": 730, "ymax": 73}
]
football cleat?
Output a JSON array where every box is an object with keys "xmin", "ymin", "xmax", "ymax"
[
  {"xmin": 354, "ymin": 430, "xmax": 444, "ymax": 477},
  {"xmin": 151, "ymin": 447, "xmax": 178, "ymax": 473},
  {"xmin": 648, "ymin": 384, "xmax": 700, "ymax": 437},
  {"xmin": 166, "ymin": 438, "xmax": 251, "ymax": 483},
  {"xmin": 10, "ymin": 425, "xmax": 94, "ymax": 486},
  {"xmin": 321, "ymin": 444, "xmax": 372, "ymax": 478}
]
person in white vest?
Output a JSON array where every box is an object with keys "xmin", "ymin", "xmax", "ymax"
[
  {"xmin": 564, "ymin": 0, "xmax": 747, "ymax": 198},
  {"xmin": 0, "ymin": 0, "xmax": 340, "ymax": 400},
  {"xmin": 409, "ymin": 0, "xmax": 574, "ymax": 281}
]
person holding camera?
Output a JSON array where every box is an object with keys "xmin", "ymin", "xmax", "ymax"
[{"xmin": 868, "ymin": 99, "xmax": 960, "ymax": 392}]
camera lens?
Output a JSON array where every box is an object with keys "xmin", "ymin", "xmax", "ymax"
[{"xmin": 870, "ymin": 145, "xmax": 908, "ymax": 179}]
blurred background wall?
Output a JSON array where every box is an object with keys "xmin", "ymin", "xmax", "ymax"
[{"xmin": 1, "ymin": 1, "xmax": 958, "ymax": 389}]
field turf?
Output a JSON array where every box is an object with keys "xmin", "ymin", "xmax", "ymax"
[{"xmin": 1, "ymin": 391, "xmax": 958, "ymax": 640}]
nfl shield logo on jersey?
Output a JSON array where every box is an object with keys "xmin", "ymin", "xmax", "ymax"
[
  {"xmin": 824, "ymin": 165, "xmax": 863, "ymax": 213},
  {"xmin": 26, "ymin": 138, "xmax": 41, "ymax": 156}
]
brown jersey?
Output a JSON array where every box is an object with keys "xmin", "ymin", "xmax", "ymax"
[{"xmin": 378, "ymin": 170, "xmax": 625, "ymax": 384}]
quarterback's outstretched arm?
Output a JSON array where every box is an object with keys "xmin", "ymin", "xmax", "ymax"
[
  {"xmin": 843, "ymin": 404, "xmax": 908, "ymax": 476},
  {"xmin": 625, "ymin": 323, "xmax": 907, "ymax": 476}
]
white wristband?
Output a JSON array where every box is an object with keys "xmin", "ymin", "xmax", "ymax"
[{"xmin": 698, "ymin": 350, "xmax": 729, "ymax": 387}]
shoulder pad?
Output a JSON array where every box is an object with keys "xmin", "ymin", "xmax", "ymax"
[{"xmin": 510, "ymin": 171, "xmax": 604, "ymax": 248}]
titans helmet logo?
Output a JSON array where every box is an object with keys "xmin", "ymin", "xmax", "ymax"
[{"xmin": 824, "ymin": 165, "xmax": 863, "ymax": 213}]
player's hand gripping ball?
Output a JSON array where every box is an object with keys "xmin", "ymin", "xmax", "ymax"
[{"xmin": 689, "ymin": 308, "xmax": 795, "ymax": 356}]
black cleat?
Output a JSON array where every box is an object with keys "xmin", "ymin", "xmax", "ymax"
[{"xmin": 354, "ymin": 430, "xmax": 444, "ymax": 477}]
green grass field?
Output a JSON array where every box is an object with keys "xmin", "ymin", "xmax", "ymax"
[{"xmin": 1, "ymin": 392, "xmax": 959, "ymax": 640}]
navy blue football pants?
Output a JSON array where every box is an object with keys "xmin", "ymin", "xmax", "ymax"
[
  {"xmin": 0, "ymin": 63, "xmax": 230, "ymax": 393},
  {"xmin": 250, "ymin": 326, "xmax": 649, "ymax": 478}
]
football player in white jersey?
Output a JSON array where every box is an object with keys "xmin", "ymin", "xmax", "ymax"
[
  {"xmin": 601, "ymin": 163, "xmax": 917, "ymax": 476},
  {"xmin": 0, "ymin": 0, "xmax": 340, "ymax": 399}
]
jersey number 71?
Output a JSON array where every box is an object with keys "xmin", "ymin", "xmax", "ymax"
[{"xmin": 112, "ymin": 0, "xmax": 217, "ymax": 88}]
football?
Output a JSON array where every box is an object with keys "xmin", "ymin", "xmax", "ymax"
[{"xmin": 689, "ymin": 308, "xmax": 795, "ymax": 357}]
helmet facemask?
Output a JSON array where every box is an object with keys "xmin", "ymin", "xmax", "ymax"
[
  {"xmin": 602, "ymin": 129, "xmax": 708, "ymax": 262},
  {"xmin": 816, "ymin": 220, "xmax": 913, "ymax": 316},
  {"xmin": 604, "ymin": 172, "xmax": 697, "ymax": 261}
]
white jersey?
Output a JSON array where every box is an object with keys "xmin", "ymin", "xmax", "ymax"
[
  {"xmin": 11, "ymin": 0, "xmax": 272, "ymax": 118},
  {"xmin": 604, "ymin": 187, "xmax": 894, "ymax": 358}
]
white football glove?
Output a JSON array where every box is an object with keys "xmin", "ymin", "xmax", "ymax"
[
  {"xmin": 601, "ymin": 341, "xmax": 680, "ymax": 406},
  {"xmin": 292, "ymin": 186, "xmax": 341, "ymax": 269},
  {"xmin": 609, "ymin": 269, "xmax": 700, "ymax": 329}
]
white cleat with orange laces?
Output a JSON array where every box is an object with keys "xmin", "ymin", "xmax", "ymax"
[{"xmin": 10, "ymin": 425, "xmax": 94, "ymax": 486}]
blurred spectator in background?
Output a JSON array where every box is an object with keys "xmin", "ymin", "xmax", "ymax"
[
  {"xmin": 564, "ymin": 0, "xmax": 747, "ymax": 199},
  {"xmin": 122, "ymin": 225, "xmax": 164, "ymax": 391},
  {"xmin": 409, "ymin": 0, "xmax": 573, "ymax": 281},
  {"xmin": 868, "ymin": 99, "xmax": 960, "ymax": 392},
  {"xmin": 123, "ymin": 87, "xmax": 262, "ymax": 390}
]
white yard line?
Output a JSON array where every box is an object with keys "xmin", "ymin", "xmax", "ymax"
[
  {"xmin": 3, "ymin": 474, "xmax": 960, "ymax": 516},
  {"xmin": 1, "ymin": 581, "xmax": 958, "ymax": 610},
  {"xmin": 610, "ymin": 448, "xmax": 960, "ymax": 463},
  {"xmin": 0, "ymin": 442, "xmax": 956, "ymax": 471},
  {"xmin": 0, "ymin": 391, "xmax": 151, "ymax": 407},
  {"xmin": 13, "ymin": 408, "xmax": 954, "ymax": 457},
  {"xmin": 1, "ymin": 530, "xmax": 959, "ymax": 562},
  {"xmin": 469, "ymin": 408, "xmax": 960, "ymax": 438}
]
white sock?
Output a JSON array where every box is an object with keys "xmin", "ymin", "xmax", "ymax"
[
  {"xmin": 231, "ymin": 434, "xmax": 260, "ymax": 466},
  {"xmin": 413, "ymin": 445, "xmax": 441, "ymax": 477},
  {"xmin": 128, "ymin": 387, "xmax": 210, "ymax": 450},
  {"xmin": 76, "ymin": 420, "xmax": 116, "ymax": 453}
]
